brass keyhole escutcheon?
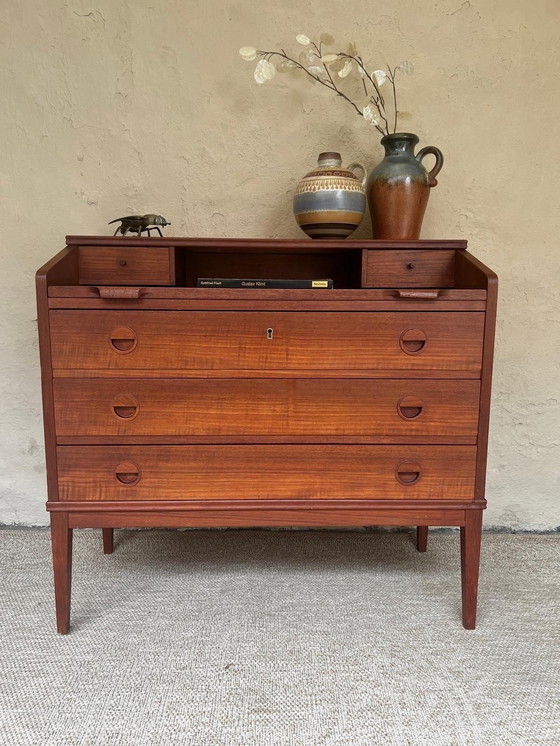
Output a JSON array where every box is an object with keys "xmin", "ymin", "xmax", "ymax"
[{"xmin": 266, "ymin": 328, "xmax": 274, "ymax": 340}]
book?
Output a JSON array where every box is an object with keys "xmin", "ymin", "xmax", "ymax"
[{"xmin": 197, "ymin": 278, "xmax": 334, "ymax": 289}]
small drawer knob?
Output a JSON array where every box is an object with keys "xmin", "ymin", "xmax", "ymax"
[
  {"xmin": 395, "ymin": 461, "xmax": 422, "ymax": 486},
  {"xmin": 114, "ymin": 460, "xmax": 141, "ymax": 486}
]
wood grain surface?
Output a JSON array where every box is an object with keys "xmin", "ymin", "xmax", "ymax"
[
  {"xmin": 49, "ymin": 310, "xmax": 485, "ymax": 373},
  {"xmin": 78, "ymin": 247, "xmax": 173, "ymax": 285},
  {"xmin": 363, "ymin": 250, "xmax": 455, "ymax": 287},
  {"xmin": 56, "ymin": 445, "xmax": 477, "ymax": 502},
  {"xmin": 53, "ymin": 378, "xmax": 480, "ymax": 438}
]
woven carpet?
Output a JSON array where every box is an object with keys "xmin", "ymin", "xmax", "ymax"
[{"xmin": 1, "ymin": 529, "xmax": 559, "ymax": 745}]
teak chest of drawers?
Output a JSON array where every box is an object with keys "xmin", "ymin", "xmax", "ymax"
[{"xmin": 36, "ymin": 237, "xmax": 497, "ymax": 633}]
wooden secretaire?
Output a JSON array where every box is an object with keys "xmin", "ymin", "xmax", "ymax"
[{"xmin": 36, "ymin": 237, "xmax": 497, "ymax": 633}]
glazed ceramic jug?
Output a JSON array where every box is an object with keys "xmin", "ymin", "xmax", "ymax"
[
  {"xmin": 293, "ymin": 152, "xmax": 367, "ymax": 239},
  {"xmin": 367, "ymin": 133, "xmax": 444, "ymax": 239}
]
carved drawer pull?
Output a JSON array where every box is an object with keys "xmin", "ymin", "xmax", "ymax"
[
  {"xmin": 395, "ymin": 461, "xmax": 422, "ymax": 486},
  {"xmin": 111, "ymin": 394, "xmax": 139, "ymax": 420},
  {"xmin": 114, "ymin": 461, "xmax": 141, "ymax": 486},
  {"xmin": 397, "ymin": 290, "xmax": 440, "ymax": 299},
  {"xmin": 113, "ymin": 406, "xmax": 137, "ymax": 419},
  {"xmin": 399, "ymin": 328, "xmax": 427, "ymax": 354},
  {"xmin": 397, "ymin": 396, "xmax": 424, "ymax": 420},
  {"xmin": 109, "ymin": 327, "xmax": 138, "ymax": 353},
  {"xmin": 96, "ymin": 286, "xmax": 146, "ymax": 299}
]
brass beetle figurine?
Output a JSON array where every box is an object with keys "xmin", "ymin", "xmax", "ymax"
[{"xmin": 109, "ymin": 214, "xmax": 171, "ymax": 237}]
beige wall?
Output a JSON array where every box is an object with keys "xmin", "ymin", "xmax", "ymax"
[{"xmin": 1, "ymin": 0, "xmax": 558, "ymax": 527}]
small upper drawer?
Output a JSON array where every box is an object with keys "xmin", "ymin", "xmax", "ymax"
[
  {"xmin": 78, "ymin": 247, "xmax": 174, "ymax": 286},
  {"xmin": 364, "ymin": 250, "xmax": 455, "ymax": 288}
]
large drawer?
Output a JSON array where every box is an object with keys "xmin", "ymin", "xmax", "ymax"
[
  {"xmin": 53, "ymin": 378, "xmax": 480, "ymax": 439},
  {"xmin": 49, "ymin": 311, "xmax": 484, "ymax": 374},
  {"xmin": 56, "ymin": 445, "xmax": 477, "ymax": 501}
]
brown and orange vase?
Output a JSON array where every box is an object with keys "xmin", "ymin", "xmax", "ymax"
[
  {"xmin": 367, "ymin": 133, "xmax": 444, "ymax": 240},
  {"xmin": 293, "ymin": 152, "xmax": 367, "ymax": 239}
]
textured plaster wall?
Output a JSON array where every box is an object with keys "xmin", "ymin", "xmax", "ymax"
[{"xmin": 0, "ymin": 0, "xmax": 558, "ymax": 527}]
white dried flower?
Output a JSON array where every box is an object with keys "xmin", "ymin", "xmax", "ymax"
[
  {"xmin": 298, "ymin": 48, "xmax": 317, "ymax": 65},
  {"xmin": 320, "ymin": 54, "xmax": 339, "ymax": 63},
  {"xmin": 254, "ymin": 59, "xmax": 276, "ymax": 84},
  {"xmin": 239, "ymin": 46, "xmax": 258, "ymax": 61},
  {"xmin": 362, "ymin": 104, "xmax": 378, "ymax": 125},
  {"xmin": 277, "ymin": 60, "xmax": 298, "ymax": 73},
  {"xmin": 338, "ymin": 59, "xmax": 353, "ymax": 78},
  {"xmin": 373, "ymin": 69, "xmax": 388, "ymax": 86},
  {"xmin": 308, "ymin": 65, "xmax": 323, "ymax": 76},
  {"xmin": 296, "ymin": 34, "xmax": 311, "ymax": 45},
  {"xmin": 396, "ymin": 60, "xmax": 414, "ymax": 75}
]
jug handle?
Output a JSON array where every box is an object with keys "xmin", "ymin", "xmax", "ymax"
[
  {"xmin": 416, "ymin": 146, "xmax": 444, "ymax": 187},
  {"xmin": 347, "ymin": 162, "xmax": 367, "ymax": 187}
]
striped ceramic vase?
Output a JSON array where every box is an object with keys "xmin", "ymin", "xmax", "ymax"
[{"xmin": 293, "ymin": 152, "xmax": 367, "ymax": 239}]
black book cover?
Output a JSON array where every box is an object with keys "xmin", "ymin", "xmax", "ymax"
[{"xmin": 197, "ymin": 278, "xmax": 334, "ymax": 289}]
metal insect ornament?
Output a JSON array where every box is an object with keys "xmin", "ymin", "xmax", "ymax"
[{"xmin": 108, "ymin": 214, "xmax": 171, "ymax": 236}]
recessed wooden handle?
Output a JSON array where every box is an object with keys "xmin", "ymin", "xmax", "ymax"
[
  {"xmin": 109, "ymin": 326, "xmax": 138, "ymax": 353},
  {"xmin": 397, "ymin": 290, "xmax": 440, "ymax": 299},
  {"xmin": 395, "ymin": 461, "xmax": 422, "ymax": 486},
  {"xmin": 399, "ymin": 329, "xmax": 427, "ymax": 354},
  {"xmin": 397, "ymin": 396, "xmax": 424, "ymax": 420},
  {"xmin": 111, "ymin": 394, "xmax": 139, "ymax": 420},
  {"xmin": 114, "ymin": 461, "xmax": 141, "ymax": 485},
  {"xmin": 113, "ymin": 406, "xmax": 137, "ymax": 419},
  {"xmin": 96, "ymin": 287, "xmax": 146, "ymax": 299}
]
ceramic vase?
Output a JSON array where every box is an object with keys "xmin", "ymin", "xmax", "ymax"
[
  {"xmin": 293, "ymin": 152, "xmax": 367, "ymax": 239},
  {"xmin": 367, "ymin": 133, "xmax": 444, "ymax": 240}
]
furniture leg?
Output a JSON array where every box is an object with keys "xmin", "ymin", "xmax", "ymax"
[
  {"xmin": 416, "ymin": 526, "xmax": 428, "ymax": 552},
  {"xmin": 50, "ymin": 512, "xmax": 73, "ymax": 634},
  {"xmin": 102, "ymin": 528, "xmax": 114, "ymax": 554},
  {"xmin": 460, "ymin": 510, "xmax": 483, "ymax": 629}
]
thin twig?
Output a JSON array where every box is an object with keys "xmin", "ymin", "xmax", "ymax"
[
  {"xmin": 259, "ymin": 49, "xmax": 367, "ymax": 119},
  {"xmin": 387, "ymin": 66, "xmax": 398, "ymax": 133}
]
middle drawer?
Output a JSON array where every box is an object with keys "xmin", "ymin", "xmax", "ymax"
[{"xmin": 53, "ymin": 378, "xmax": 480, "ymax": 440}]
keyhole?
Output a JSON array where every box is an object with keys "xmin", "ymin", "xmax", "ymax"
[{"xmin": 266, "ymin": 328, "xmax": 273, "ymax": 340}]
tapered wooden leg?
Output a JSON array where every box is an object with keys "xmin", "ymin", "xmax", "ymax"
[
  {"xmin": 102, "ymin": 528, "xmax": 114, "ymax": 554},
  {"xmin": 460, "ymin": 510, "xmax": 483, "ymax": 629},
  {"xmin": 50, "ymin": 512, "xmax": 73, "ymax": 634},
  {"xmin": 416, "ymin": 526, "xmax": 428, "ymax": 552}
]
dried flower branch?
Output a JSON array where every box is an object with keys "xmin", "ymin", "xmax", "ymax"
[{"xmin": 239, "ymin": 35, "xmax": 413, "ymax": 136}]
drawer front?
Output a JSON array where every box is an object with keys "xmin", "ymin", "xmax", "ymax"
[
  {"xmin": 78, "ymin": 247, "xmax": 173, "ymax": 285},
  {"xmin": 53, "ymin": 378, "xmax": 480, "ymax": 438},
  {"xmin": 364, "ymin": 250, "xmax": 455, "ymax": 287},
  {"xmin": 50, "ymin": 311, "xmax": 484, "ymax": 374},
  {"xmin": 57, "ymin": 445, "xmax": 477, "ymax": 501}
]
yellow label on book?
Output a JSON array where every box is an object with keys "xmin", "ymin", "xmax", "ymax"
[{"xmin": 312, "ymin": 280, "xmax": 329, "ymax": 288}]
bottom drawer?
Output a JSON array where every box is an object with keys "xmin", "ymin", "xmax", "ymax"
[{"xmin": 57, "ymin": 446, "xmax": 476, "ymax": 502}]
